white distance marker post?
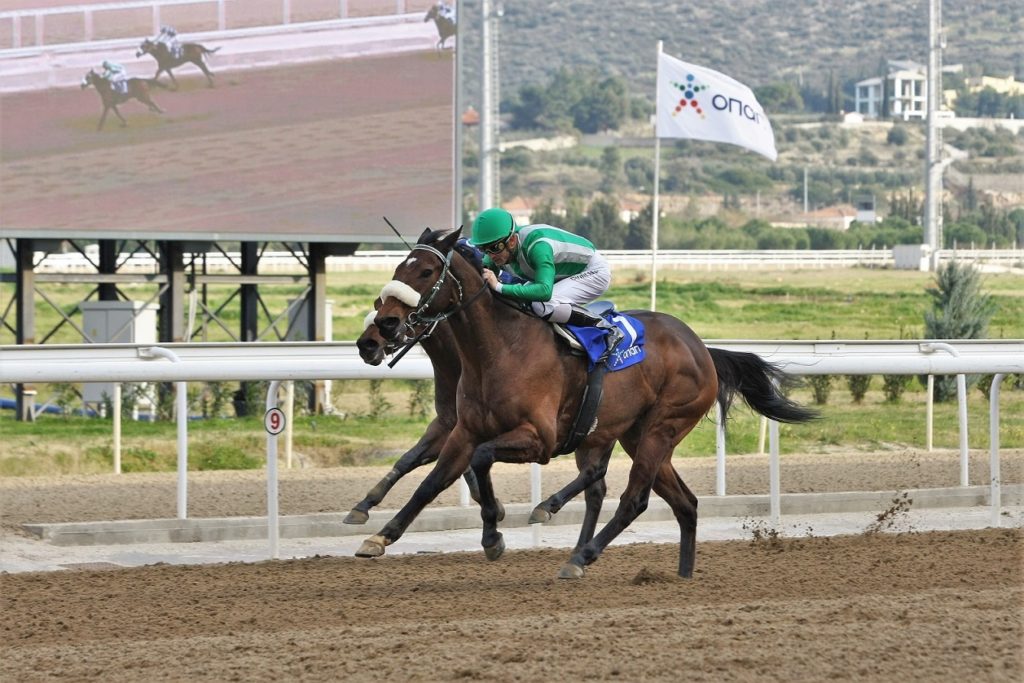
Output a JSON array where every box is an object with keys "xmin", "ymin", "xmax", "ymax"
[{"xmin": 264, "ymin": 396, "xmax": 285, "ymax": 559}]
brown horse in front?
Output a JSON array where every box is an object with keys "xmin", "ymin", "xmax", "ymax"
[
  {"xmin": 80, "ymin": 70, "xmax": 164, "ymax": 131},
  {"xmin": 360, "ymin": 228, "xmax": 815, "ymax": 578}
]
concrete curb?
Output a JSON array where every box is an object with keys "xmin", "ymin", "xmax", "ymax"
[{"xmin": 23, "ymin": 484, "xmax": 1023, "ymax": 546}]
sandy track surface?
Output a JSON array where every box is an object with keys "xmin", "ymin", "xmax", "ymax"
[
  {"xmin": 1, "ymin": 450, "xmax": 1022, "ymax": 680},
  {"xmin": 1, "ymin": 527, "xmax": 1020, "ymax": 681}
]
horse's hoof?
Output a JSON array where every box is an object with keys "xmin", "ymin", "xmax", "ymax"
[
  {"xmin": 344, "ymin": 509, "xmax": 369, "ymax": 525},
  {"xmin": 529, "ymin": 507, "xmax": 552, "ymax": 524},
  {"xmin": 558, "ymin": 563, "xmax": 585, "ymax": 580},
  {"xmin": 355, "ymin": 535, "xmax": 387, "ymax": 558},
  {"xmin": 484, "ymin": 536, "xmax": 505, "ymax": 561},
  {"xmin": 496, "ymin": 500, "xmax": 506, "ymax": 523}
]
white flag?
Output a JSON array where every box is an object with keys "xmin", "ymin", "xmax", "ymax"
[{"xmin": 656, "ymin": 52, "xmax": 777, "ymax": 161}]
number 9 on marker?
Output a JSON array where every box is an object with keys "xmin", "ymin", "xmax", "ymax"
[{"xmin": 264, "ymin": 407, "xmax": 286, "ymax": 435}]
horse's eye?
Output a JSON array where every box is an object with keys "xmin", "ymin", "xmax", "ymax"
[{"xmin": 419, "ymin": 268, "xmax": 433, "ymax": 279}]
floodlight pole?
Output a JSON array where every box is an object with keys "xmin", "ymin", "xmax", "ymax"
[{"xmin": 923, "ymin": 0, "xmax": 944, "ymax": 269}]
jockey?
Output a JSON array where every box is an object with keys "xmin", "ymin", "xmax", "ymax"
[
  {"xmin": 438, "ymin": 1, "xmax": 456, "ymax": 23},
  {"xmin": 101, "ymin": 60, "xmax": 127, "ymax": 87},
  {"xmin": 470, "ymin": 207, "xmax": 623, "ymax": 363},
  {"xmin": 153, "ymin": 25, "xmax": 181, "ymax": 55}
]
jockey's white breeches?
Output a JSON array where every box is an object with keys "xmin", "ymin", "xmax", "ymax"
[{"xmin": 530, "ymin": 252, "xmax": 612, "ymax": 323}]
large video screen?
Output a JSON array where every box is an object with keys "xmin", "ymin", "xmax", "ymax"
[{"xmin": 0, "ymin": 3, "xmax": 455, "ymax": 244}]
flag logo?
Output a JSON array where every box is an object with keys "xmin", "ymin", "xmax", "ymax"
[{"xmin": 670, "ymin": 74, "xmax": 709, "ymax": 118}]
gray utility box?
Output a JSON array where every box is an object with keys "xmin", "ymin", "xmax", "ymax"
[{"xmin": 80, "ymin": 301, "xmax": 159, "ymax": 405}]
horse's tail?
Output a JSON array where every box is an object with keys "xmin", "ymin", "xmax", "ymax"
[
  {"xmin": 708, "ymin": 347, "xmax": 818, "ymax": 424},
  {"xmin": 202, "ymin": 46, "xmax": 221, "ymax": 56}
]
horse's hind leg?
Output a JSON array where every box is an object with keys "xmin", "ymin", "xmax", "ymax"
[
  {"xmin": 142, "ymin": 95, "xmax": 163, "ymax": 114},
  {"xmin": 560, "ymin": 419, "xmax": 700, "ymax": 579},
  {"xmin": 651, "ymin": 461, "xmax": 699, "ymax": 578},
  {"xmin": 195, "ymin": 59, "xmax": 215, "ymax": 87},
  {"xmin": 529, "ymin": 444, "xmax": 611, "ymax": 524}
]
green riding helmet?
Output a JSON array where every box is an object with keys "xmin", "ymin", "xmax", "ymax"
[{"xmin": 470, "ymin": 208, "xmax": 516, "ymax": 247}]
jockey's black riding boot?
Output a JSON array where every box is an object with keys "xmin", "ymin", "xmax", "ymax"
[{"xmin": 567, "ymin": 308, "xmax": 624, "ymax": 364}]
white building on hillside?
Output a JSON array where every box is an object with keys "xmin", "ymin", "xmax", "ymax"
[{"xmin": 855, "ymin": 60, "xmax": 927, "ymax": 120}]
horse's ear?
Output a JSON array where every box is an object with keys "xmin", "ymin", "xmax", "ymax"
[
  {"xmin": 438, "ymin": 227, "xmax": 462, "ymax": 253},
  {"xmin": 416, "ymin": 227, "xmax": 431, "ymax": 244}
]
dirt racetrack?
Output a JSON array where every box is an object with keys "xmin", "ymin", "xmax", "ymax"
[{"xmin": 2, "ymin": 450, "xmax": 1022, "ymax": 681}]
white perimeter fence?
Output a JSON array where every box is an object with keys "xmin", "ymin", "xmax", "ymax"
[
  {"xmin": 25, "ymin": 248, "xmax": 1024, "ymax": 274},
  {"xmin": 0, "ymin": 0, "xmax": 424, "ymax": 50},
  {"xmin": 2, "ymin": 339, "xmax": 1022, "ymax": 557}
]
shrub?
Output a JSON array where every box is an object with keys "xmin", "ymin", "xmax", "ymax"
[
  {"xmin": 808, "ymin": 375, "xmax": 833, "ymax": 405},
  {"xmin": 846, "ymin": 374, "xmax": 872, "ymax": 403},
  {"xmin": 882, "ymin": 375, "xmax": 912, "ymax": 403}
]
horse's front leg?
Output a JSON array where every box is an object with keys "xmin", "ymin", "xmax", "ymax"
[
  {"xmin": 97, "ymin": 106, "xmax": 110, "ymax": 131},
  {"xmin": 344, "ymin": 420, "xmax": 449, "ymax": 524},
  {"xmin": 355, "ymin": 427, "xmax": 473, "ymax": 558},
  {"xmin": 470, "ymin": 424, "xmax": 548, "ymax": 561},
  {"xmin": 167, "ymin": 70, "xmax": 178, "ymax": 90}
]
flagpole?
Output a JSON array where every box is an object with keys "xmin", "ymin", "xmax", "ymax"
[{"xmin": 650, "ymin": 40, "xmax": 662, "ymax": 312}]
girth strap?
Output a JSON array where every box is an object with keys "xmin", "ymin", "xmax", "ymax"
[{"xmin": 555, "ymin": 364, "xmax": 608, "ymax": 455}]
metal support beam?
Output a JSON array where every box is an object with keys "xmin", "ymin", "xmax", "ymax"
[
  {"xmin": 159, "ymin": 241, "xmax": 185, "ymax": 343},
  {"xmin": 240, "ymin": 242, "xmax": 259, "ymax": 342},
  {"xmin": 98, "ymin": 239, "xmax": 118, "ymax": 300},
  {"xmin": 308, "ymin": 243, "xmax": 329, "ymax": 413},
  {"xmin": 15, "ymin": 239, "xmax": 36, "ymax": 421}
]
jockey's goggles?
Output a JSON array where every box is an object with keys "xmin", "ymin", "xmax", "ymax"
[{"xmin": 481, "ymin": 238, "xmax": 510, "ymax": 255}]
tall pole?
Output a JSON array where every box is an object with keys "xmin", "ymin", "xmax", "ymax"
[
  {"xmin": 924, "ymin": 0, "xmax": 944, "ymax": 269},
  {"xmin": 479, "ymin": 0, "xmax": 500, "ymax": 210},
  {"xmin": 650, "ymin": 41, "xmax": 663, "ymax": 311},
  {"xmin": 452, "ymin": 2, "xmax": 462, "ymax": 227}
]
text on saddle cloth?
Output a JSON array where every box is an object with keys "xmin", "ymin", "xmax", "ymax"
[{"xmin": 566, "ymin": 312, "xmax": 645, "ymax": 372}]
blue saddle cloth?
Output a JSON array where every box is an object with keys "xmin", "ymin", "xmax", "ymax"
[{"xmin": 567, "ymin": 312, "xmax": 645, "ymax": 372}]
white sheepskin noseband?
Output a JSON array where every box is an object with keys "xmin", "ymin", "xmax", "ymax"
[
  {"xmin": 362, "ymin": 309, "xmax": 378, "ymax": 331},
  {"xmin": 379, "ymin": 280, "xmax": 422, "ymax": 308}
]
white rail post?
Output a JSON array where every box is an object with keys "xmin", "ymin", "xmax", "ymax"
[
  {"xmin": 84, "ymin": 10, "xmax": 93, "ymax": 42},
  {"xmin": 926, "ymin": 375, "xmax": 934, "ymax": 451},
  {"xmin": 989, "ymin": 374, "xmax": 1004, "ymax": 528},
  {"xmin": 152, "ymin": 6, "xmax": 160, "ymax": 37},
  {"xmin": 715, "ymin": 402, "xmax": 726, "ymax": 496},
  {"xmin": 769, "ymin": 419, "xmax": 781, "ymax": 525},
  {"xmin": 265, "ymin": 381, "xmax": 283, "ymax": 559},
  {"xmin": 139, "ymin": 347, "xmax": 189, "ymax": 519},
  {"xmin": 920, "ymin": 343, "xmax": 970, "ymax": 485},
  {"xmin": 218, "ymin": 0, "xmax": 227, "ymax": 30},
  {"xmin": 12, "ymin": 13, "xmax": 22, "ymax": 48},
  {"xmin": 113, "ymin": 383, "xmax": 122, "ymax": 474},
  {"xmin": 35, "ymin": 14, "xmax": 44, "ymax": 47},
  {"xmin": 531, "ymin": 462, "xmax": 542, "ymax": 546},
  {"xmin": 284, "ymin": 380, "xmax": 294, "ymax": 468}
]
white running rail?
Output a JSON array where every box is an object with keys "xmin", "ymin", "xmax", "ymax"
[
  {"xmin": 0, "ymin": 0, "xmax": 417, "ymax": 50},
  {"xmin": 2, "ymin": 339, "xmax": 1021, "ymax": 558}
]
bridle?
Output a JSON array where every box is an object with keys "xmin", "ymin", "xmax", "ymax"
[{"xmin": 384, "ymin": 242, "xmax": 488, "ymax": 368}]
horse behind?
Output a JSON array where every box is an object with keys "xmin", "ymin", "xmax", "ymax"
[
  {"xmin": 424, "ymin": 4, "xmax": 456, "ymax": 50},
  {"xmin": 80, "ymin": 70, "xmax": 164, "ymax": 131},
  {"xmin": 361, "ymin": 227, "xmax": 817, "ymax": 579},
  {"xmin": 136, "ymin": 38, "xmax": 220, "ymax": 88},
  {"xmin": 347, "ymin": 302, "xmax": 505, "ymax": 524}
]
